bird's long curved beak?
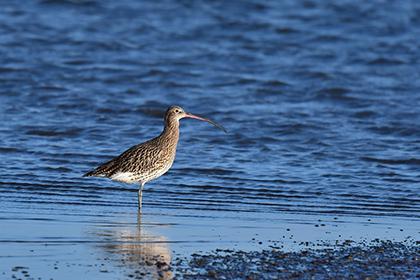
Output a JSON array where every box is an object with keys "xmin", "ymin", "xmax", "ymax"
[{"xmin": 185, "ymin": 113, "xmax": 227, "ymax": 133}]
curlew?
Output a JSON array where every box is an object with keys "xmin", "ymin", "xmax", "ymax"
[{"xmin": 84, "ymin": 105, "xmax": 226, "ymax": 210}]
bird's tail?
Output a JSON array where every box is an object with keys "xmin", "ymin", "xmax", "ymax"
[
  {"xmin": 83, "ymin": 160, "xmax": 115, "ymax": 178},
  {"xmin": 83, "ymin": 170, "xmax": 96, "ymax": 177}
]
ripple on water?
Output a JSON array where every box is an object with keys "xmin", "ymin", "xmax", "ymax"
[{"xmin": 0, "ymin": 3, "xmax": 419, "ymax": 273}]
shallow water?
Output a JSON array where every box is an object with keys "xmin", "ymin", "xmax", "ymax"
[{"xmin": 0, "ymin": 0, "xmax": 419, "ymax": 279}]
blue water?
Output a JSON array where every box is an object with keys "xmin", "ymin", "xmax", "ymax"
[{"xmin": 0, "ymin": 0, "xmax": 419, "ymax": 279}]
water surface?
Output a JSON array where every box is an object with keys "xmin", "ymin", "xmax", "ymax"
[{"xmin": 0, "ymin": 0, "xmax": 419, "ymax": 279}]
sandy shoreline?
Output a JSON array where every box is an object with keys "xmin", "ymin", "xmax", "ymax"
[
  {"xmin": 7, "ymin": 240, "xmax": 418, "ymax": 280},
  {"xmin": 173, "ymin": 240, "xmax": 419, "ymax": 279}
]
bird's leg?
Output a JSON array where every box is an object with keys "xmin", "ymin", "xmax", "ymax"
[
  {"xmin": 138, "ymin": 182, "xmax": 144, "ymax": 211},
  {"xmin": 137, "ymin": 208, "xmax": 143, "ymax": 226}
]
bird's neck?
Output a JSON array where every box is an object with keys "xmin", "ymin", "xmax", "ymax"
[{"xmin": 161, "ymin": 119, "xmax": 180, "ymax": 143}]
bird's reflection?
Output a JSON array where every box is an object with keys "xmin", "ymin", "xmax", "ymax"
[{"xmin": 96, "ymin": 210, "xmax": 172, "ymax": 279}]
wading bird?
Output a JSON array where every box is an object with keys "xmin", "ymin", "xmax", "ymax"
[{"xmin": 84, "ymin": 105, "xmax": 226, "ymax": 210}]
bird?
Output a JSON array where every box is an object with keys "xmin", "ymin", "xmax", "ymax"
[{"xmin": 84, "ymin": 105, "xmax": 226, "ymax": 210}]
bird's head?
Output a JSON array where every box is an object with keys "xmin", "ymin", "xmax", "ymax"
[
  {"xmin": 164, "ymin": 105, "xmax": 226, "ymax": 133},
  {"xmin": 165, "ymin": 105, "xmax": 187, "ymax": 122}
]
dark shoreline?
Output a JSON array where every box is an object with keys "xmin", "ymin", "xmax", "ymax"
[
  {"xmin": 6, "ymin": 239, "xmax": 419, "ymax": 279},
  {"xmin": 171, "ymin": 240, "xmax": 419, "ymax": 280}
]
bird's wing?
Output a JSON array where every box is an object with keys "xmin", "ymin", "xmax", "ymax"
[{"xmin": 83, "ymin": 141, "xmax": 161, "ymax": 177}]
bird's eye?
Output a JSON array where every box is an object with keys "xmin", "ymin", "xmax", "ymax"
[{"xmin": 175, "ymin": 110, "xmax": 180, "ymax": 113}]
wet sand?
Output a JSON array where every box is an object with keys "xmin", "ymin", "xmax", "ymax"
[
  {"xmin": 4, "ymin": 239, "xmax": 419, "ymax": 279},
  {"xmin": 174, "ymin": 240, "xmax": 420, "ymax": 279},
  {"xmin": 1, "ymin": 208, "xmax": 418, "ymax": 279}
]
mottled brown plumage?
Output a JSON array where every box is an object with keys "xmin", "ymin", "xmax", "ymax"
[{"xmin": 84, "ymin": 105, "xmax": 226, "ymax": 210}]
